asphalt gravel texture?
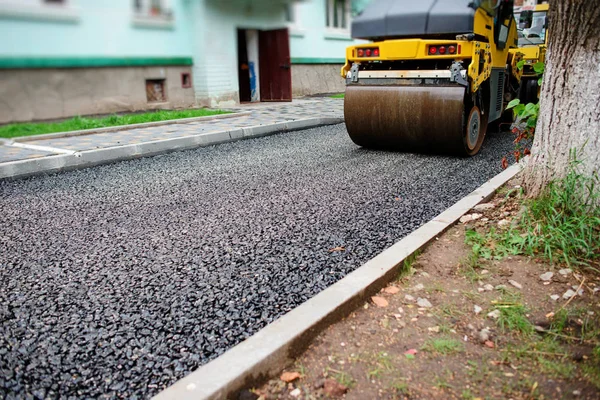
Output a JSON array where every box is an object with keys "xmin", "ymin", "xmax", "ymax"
[{"xmin": 0, "ymin": 124, "xmax": 514, "ymax": 399}]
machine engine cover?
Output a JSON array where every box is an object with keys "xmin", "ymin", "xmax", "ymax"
[{"xmin": 352, "ymin": 0, "xmax": 475, "ymax": 40}]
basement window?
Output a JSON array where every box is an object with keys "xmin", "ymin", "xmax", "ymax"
[
  {"xmin": 146, "ymin": 79, "xmax": 166, "ymax": 102},
  {"xmin": 181, "ymin": 72, "xmax": 192, "ymax": 88}
]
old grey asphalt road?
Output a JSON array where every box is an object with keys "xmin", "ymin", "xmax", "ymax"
[{"xmin": 0, "ymin": 124, "xmax": 513, "ymax": 398}]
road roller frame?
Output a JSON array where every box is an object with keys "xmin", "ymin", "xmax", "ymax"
[
  {"xmin": 509, "ymin": 3, "xmax": 549, "ymax": 103},
  {"xmin": 341, "ymin": 0, "xmax": 520, "ymax": 156}
]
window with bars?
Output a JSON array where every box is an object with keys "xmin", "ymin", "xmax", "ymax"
[{"xmin": 326, "ymin": 0, "xmax": 349, "ymax": 30}]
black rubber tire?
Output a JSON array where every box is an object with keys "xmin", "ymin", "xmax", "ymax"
[{"xmin": 461, "ymin": 104, "xmax": 487, "ymax": 157}]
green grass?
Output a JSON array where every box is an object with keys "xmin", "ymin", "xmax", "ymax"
[
  {"xmin": 494, "ymin": 294, "xmax": 534, "ymax": 335},
  {"xmin": 0, "ymin": 108, "xmax": 230, "ymax": 139},
  {"xmin": 422, "ymin": 337, "xmax": 464, "ymax": 355},
  {"xmin": 330, "ymin": 93, "xmax": 345, "ymax": 99},
  {"xmin": 465, "ymin": 154, "xmax": 600, "ymax": 269},
  {"xmin": 398, "ymin": 250, "xmax": 420, "ymax": 279}
]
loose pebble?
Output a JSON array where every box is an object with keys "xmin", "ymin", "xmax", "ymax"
[
  {"xmin": 416, "ymin": 298, "xmax": 433, "ymax": 308},
  {"xmin": 509, "ymin": 280, "xmax": 523, "ymax": 290},
  {"xmin": 540, "ymin": 272, "xmax": 554, "ymax": 281}
]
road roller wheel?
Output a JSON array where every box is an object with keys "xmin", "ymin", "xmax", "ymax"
[{"xmin": 462, "ymin": 105, "xmax": 486, "ymax": 156}]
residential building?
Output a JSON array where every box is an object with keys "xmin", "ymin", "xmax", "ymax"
[{"xmin": 0, "ymin": 0, "xmax": 366, "ymax": 123}]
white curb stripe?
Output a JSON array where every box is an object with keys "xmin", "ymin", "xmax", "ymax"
[{"xmin": 8, "ymin": 141, "xmax": 77, "ymax": 155}]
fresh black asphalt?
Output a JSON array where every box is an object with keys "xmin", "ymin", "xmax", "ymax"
[{"xmin": 0, "ymin": 124, "xmax": 513, "ymax": 398}]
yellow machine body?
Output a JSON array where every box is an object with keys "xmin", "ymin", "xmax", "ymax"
[
  {"xmin": 509, "ymin": 3, "xmax": 549, "ymax": 76},
  {"xmin": 508, "ymin": 3, "xmax": 549, "ymax": 101},
  {"xmin": 342, "ymin": 0, "xmax": 520, "ymax": 156}
]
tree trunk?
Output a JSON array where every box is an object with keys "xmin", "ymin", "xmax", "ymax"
[{"xmin": 524, "ymin": 0, "xmax": 600, "ymax": 197}]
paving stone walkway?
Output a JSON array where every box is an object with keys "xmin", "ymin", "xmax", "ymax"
[{"xmin": 0, "ymin": 98, "xmax": 343, "ymax": 164}]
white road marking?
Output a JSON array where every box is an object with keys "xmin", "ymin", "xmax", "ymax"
[{"xmin": 7, "ymin": 141, "xmax": 77, "ymax": 155}]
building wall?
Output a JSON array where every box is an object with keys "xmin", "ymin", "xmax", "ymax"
[
  {"xmin": 0, "ymin": 0, "xmax": 196, "ymax": 122},
  {"xmin": 291, "ymin": 64, "xmax": 346, "ymax": 97},
  {"xmin": 0, "ymin": 66, "xmax": 195, "ymax": 123},
  {"xmin": 288, "ymin": 0, "xmax": 366, "ymax": 96},
  {"xmin": 0, "ymin": 0, "xmax": 193, "ymax": 58}
]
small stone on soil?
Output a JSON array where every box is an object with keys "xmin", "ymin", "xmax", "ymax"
[
  {"xmin": 474, "ymin": 305, "xmax": 483, "ymax": 315},
  {"xmin": 559, "ymin": 268, "xmax": 573, "ymax": 276},
  {"xmin": 483, "ymin": 284, "xmax": 494, "ymax": 291},
  {"xmin": 323, "ymin": 379, "xmax": 347, "ymax": 397},
  {"xmin": 550, "ymin": 295, "xmax": 560, "ymax": 301},
  {"xmin": 384, "ymin": 286, "xmax": 400, "ymax": 294},
  {"xmin": 404, "ymin": 294, "xmax": 415, "ymax": 302},
  {"xmin": 509, "ymin": 280, "xmax": 523, "ymax": 289},
  {"xmin": 417, "ymin": 298, "xmax": 433, "ymax": 308},
  {"xmin": 479, "ymin": 328, "xmax": 491, "ymax": 343},
  {"xmin": 540, "ymin": 272, "xmax": 554, "ymax": 281},
  {"xmin": 487, "ymin": 310, "xmax": 501, "ymax": 320},
  {"xmin": 498, "ymin": 219, "xmax": 510, "ymax": 227},
  {"xmin": 372, "ymin": 296, "xmax": 389, "ymax": 308},
  {"xmin": 473, "ymin": 203, "xmax": 495, "ymax": 212},
  {"xmin": 412, "ymin": 283, "xmax": 425, "ymax": 292},
  {"xmin": 290, "ymin": 388, "xmax": 301, "ymax": 397},
  {"xmin": 280, "ymin": 371, "xmax": 301, "ymax": 383},
  {"xmin": 563, "ymin": 289, "xmax": 577, "ymax": 300},
  {"xmin": 460, "ymin": 213, "xmax": 483, "ymax": 223}
]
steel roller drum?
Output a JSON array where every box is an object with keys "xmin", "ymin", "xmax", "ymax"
[{"xmin": 344, "ymin": 85, "xmax": 482, "ymax": 155}]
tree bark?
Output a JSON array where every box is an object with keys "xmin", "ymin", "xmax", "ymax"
[{"xmin": 524, "ymin": 0, "xmax": 600, "ymax": 197}]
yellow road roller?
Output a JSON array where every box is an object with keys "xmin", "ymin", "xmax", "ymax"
[
  {"xmin": 341, "ymin": 0, "xmax": 519, "ymax": 156},
  {"xmin": 509, "ymin": 2, "xmax": 549, "ymax": 103}
]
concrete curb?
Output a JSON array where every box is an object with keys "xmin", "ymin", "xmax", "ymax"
[
  {"xmin": 0, "ymin": 117, "xmax": 343, "ymax": 180},
  {"xmin": 153, "ymin": 160, "xmax": 526, "ymax": 400},
  {"xmin": 11, "ymin": 111, "xmax": 251, "ymax": 142}
]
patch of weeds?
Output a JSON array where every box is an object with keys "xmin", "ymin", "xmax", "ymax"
[
  {"xmin": 433, "ymin": 370, "xmax": 455, "ymax": 390},
  {"xmin": 465, "ymin": 228, "xmax": 522, "ymax": 262},
  {"xmin": 426, "ymin": 282, "xmax": 445, "ymax": 294},
  {"xmin": 398, "ymin": 250, "xmax": 420, "ymax": 279},
  {"xmin": 467, "ymin": 154, "xmax": 600, "ymax": 268},
  {"xmin": 347, "ymin": 353, "xmax": 362, "ymax": 364},
  {"xmin": 437, "ymin": 303, "xmax": 465, "ymax": 319},
  {"xmin": 422, "ymin": 337, "xmax": 464, "ymax": 355},
  {"xmin": 375, "ymin": 351, "xmax": 393, "ymax": 371},
  {"xmin": 466, "ymin": 359, "xmax": 492, "ymax": 383},
  {"xmin": 390, "ymin": 380, "xmax": 409, "ymax": 395},
  {"xmin": 517, "ymin": 154, "xmax": 600, "ymax": 268},
  {"xmin": 494, "ymin": 294, "xmax": 533, "ymax": 335},
  {"xmin": 438, "ymin": 322, "xmax": 454, "ymax": 334},
  {"xmin": 367, "ymin": 368, "xmax": 382, "ymax": 380},
  {"xmin": 538, "ymin": 357, "xmax": 575, "ymax": 379},
  {"xmin": 331, "ymin": 370, "xmax": 355, "ymax": 388},
  {"xmin": 461, "ymin": 290, "xmax": 484, "ymax": 302},
  {"xmin": 581, "ymin": 346, "xmax": 600, "ymax": 388},
  {"xmin": 461, "ymin": 389, "xmax": 475, "ymax": 400}
]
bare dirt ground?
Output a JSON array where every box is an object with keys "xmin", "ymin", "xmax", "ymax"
[{"xmin": 248, "ymin": 182, "xmax": 600, "ymax": 400}]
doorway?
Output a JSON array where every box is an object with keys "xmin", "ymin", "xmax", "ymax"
[
  {"xmin": 237, "ymin": 28, "xmax": 292, "ymax": 103},
  {"xmin": 237, "ymin": 29, "xmax": 252, "ymax": 103}
]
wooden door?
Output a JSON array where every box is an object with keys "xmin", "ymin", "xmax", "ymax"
[{"xmin": 259, "ymin": 28, "xmax": 292, "ymax": 102}]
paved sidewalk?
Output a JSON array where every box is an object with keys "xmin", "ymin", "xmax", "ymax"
[{"xmin": 0, "ymin": 98, "xmax": 343, "ymax": 165}]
